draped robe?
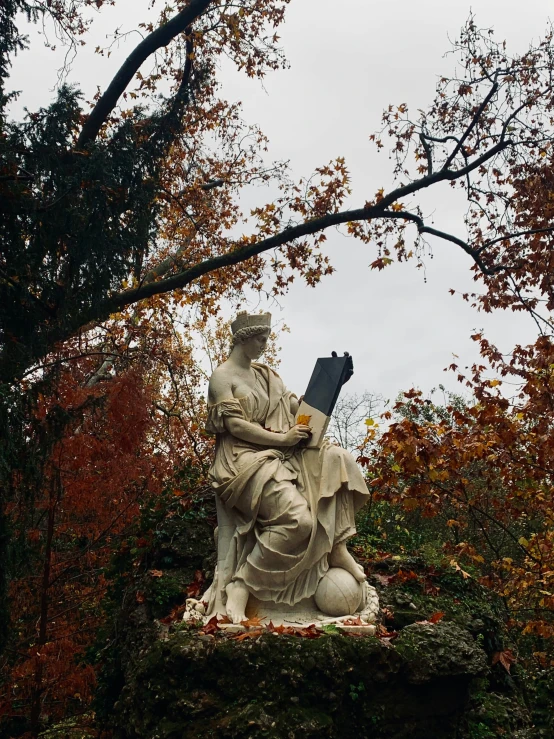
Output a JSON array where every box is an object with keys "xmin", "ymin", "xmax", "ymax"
[{"xmin": 205, "ymin": 363, "xmax": 369, "ymax": 611}]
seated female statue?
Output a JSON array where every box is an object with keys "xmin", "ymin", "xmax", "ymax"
[{"xmin": 205, "ymin": 312, "xmax": 370, "ymax": 624}]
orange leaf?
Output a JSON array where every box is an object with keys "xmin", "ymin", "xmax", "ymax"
[
  {"xmin": 297, "ymin": 414, "xmax": 312, "ymax": 426},
  {"xmin": 232, "ymin": 629, "xmax": 264, "ymax": 641},
  {"xmin": 428, "ymin": 611, "xmax": 445, "ymax": 624},
  {"xmin": 240, "ymin": 615, "xmax": 266, "ymax": 628},
  {"xmin": 341, "ymin": 616, "xmax": 364, "ymax": 626}
]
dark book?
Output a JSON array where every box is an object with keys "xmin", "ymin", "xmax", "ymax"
[
  {"xmin": 302, "ymin": 354, "xmax": 354, "ymax": 417},
  {"xmin": 296, "ymin": 354, "xmax": 353, "ymax": 447}
]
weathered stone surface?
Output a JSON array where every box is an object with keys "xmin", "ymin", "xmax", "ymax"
[
  {"xmin": 395, "ymin": 621, "xmax": 487, "ymax": 684},
  {"xmin": 111, "ymin": 622, "xmax": 489, "ymax": 739}
]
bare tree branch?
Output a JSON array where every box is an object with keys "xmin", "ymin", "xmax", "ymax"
[
  {"xmin": 476, "ymin": 226, "xmax": 554, "ymax": 252},
  {"xmin": 103, "ymin": 141, "xmax": 515, "ymax": 314},
  {"xmin": 419, "ymin": 132, "xmax": 433, "ymax": 175},
  {"xmin": 380, "ymin": 210, "xmax": 511, "ymax": 275},
  {"xmin": 442, "ymin": 72, "xmax": 499, "ymax": 170},
  {"xmin": 76, "ymin": 0, "xmax": 213, "ymax": 148}
]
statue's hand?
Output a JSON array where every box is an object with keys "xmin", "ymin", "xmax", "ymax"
[{"xmin": 283, "ymin": 425, "xmax": 311, "ymax": 446}]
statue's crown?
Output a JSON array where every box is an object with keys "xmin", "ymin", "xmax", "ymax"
[{"xmin": 231, "ymin": 311, "xmax": 272, "ymax": 334}]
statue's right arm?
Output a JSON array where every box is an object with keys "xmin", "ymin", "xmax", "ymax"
[{"xmin": 209, "ymin": 371, "xmax": 310, "ymax": 448}]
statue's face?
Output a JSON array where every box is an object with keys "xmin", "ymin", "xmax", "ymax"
[{"xmin": 243, "ymin": 329, "xmax": 270, "ymax": 360}]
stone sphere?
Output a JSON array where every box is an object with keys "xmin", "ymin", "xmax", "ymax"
[{"xmin": 314, "ymin": 567, "xmax": 363, "ymax": 617}]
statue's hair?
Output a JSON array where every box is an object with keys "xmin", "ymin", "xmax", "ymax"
[{"xmin": 230, "ymin": 324, "xmax": 269, "ymax": 349}]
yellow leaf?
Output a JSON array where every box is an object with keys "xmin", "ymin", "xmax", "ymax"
[
  {"xmin": 518, "ymin": 537, "xmax": 529, "ymax": 548},
  {"xmin": 365, "ymin": 418, "xmax": 375, "ymax": 426},
  {"xmin": 450, "ymin": 559, "xmax": 471, "ymax": 579}
]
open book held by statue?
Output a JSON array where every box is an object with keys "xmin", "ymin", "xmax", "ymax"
[{"xmin": 184, "ymin": 312, "xmax": 379, "ymax": 630}]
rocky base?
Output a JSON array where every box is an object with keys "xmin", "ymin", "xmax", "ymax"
[
  {"xmin": 110, "ymin": 621, "xmax": 508, "ymax": 739},
  {"xmin": 93, "ymin": 500, "xmax": 539, "ymax": 739}
]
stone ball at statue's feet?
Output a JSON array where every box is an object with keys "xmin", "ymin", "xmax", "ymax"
[{"xmin": 315, "ymin": 567, "xmax": 363, "ymax": 617}]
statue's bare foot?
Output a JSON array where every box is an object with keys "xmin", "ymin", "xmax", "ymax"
[
  {"xmin": 225, "ymin": 580, "xmax": 249, "ymax": 623},
  {"xmin": 329, "ymin": 542, "xmax": 366, "ymax": 582}
]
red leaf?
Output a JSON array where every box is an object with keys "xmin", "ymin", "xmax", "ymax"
[
  {"xmin": 201, "ymin": 616, "xmax": 221, "ymax": 635},
  {"xmin": 186, "ymin": 569, "xmax": 205, "ymax": 597}
]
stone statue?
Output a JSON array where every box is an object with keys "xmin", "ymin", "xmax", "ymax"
[{"xmin": 188, "ymin": 311, "xmax": 379, "ymax": 629}]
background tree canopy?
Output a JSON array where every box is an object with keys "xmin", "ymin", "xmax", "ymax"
[{"xmin": 3, "ymin": 1, "xmax": 554, "ymax": 736}]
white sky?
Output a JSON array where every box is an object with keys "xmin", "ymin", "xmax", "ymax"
[{"xmin": 8, "ymin": 0, "xmax": 554, "ymax": 404}]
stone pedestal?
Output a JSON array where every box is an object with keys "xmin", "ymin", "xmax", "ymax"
[{"xmin": 112, "ymin": 622, "xmax": 491, "ymax": 739}]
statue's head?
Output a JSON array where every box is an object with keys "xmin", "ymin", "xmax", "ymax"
[{"xmin": 230, "ymin": 311, "xmax": 271, "ymax": 358}]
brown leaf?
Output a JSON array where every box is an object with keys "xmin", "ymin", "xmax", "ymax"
[
  {"xmin": 294, "ymin": 624, "xmax": 321, "ymax": 638},
  {"xmin": 492, "ymin": 649, "xmax": 516, "ymax": 673},
  {"xmin": 201, "ymin": 616, "xmax": 221, "ymax": 635},
  {"xmin": 376, "ymin": 624, "xmax": 399, "ymax": 640},
  {"xmin": 148, "ymin": 569, "xmax": 163, "ymax": 578},
  {"xmin": 341, "ymin": 616, "xmax": 364, "ymax": 626},
  {"xmin": 423, "ymin": 581, "xmax": 441, "ymax": 596}
]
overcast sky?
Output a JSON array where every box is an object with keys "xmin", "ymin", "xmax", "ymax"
[{"xmin": 8, "ymin": 0, "xmax": 554, "ymax": 404}]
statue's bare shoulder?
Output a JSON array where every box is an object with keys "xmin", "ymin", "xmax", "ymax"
[{"xmin": 208, "ymin": 362, "xmax": 234, "ymax": 404}]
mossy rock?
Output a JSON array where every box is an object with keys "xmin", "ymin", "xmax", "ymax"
[
  {"xmin": 94, "ymin": 503, "xmax": 217, "ymax": 723},
  {"xmin": 464, "ymin": 688, "xmax": 533, "ymax": 739},
  {"xmin": 111, "ymin": 622, "xmax": 492, "ymax": 739},
  {"xmin": 528, "ymin": 667, "xmax": 554, "ymax": 737},
  {"xmin": 96, "ymin": 515, "xmax": 540, "ymax": 738}
]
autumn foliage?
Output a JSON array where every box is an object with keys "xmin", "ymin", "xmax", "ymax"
[
  {"xmin": 0, "ymin": 307, "xmax": 218, "ymax": 734},
  {"xmin": 361, "ymin": 333, "xmax": 554, "ymax": 654}
]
